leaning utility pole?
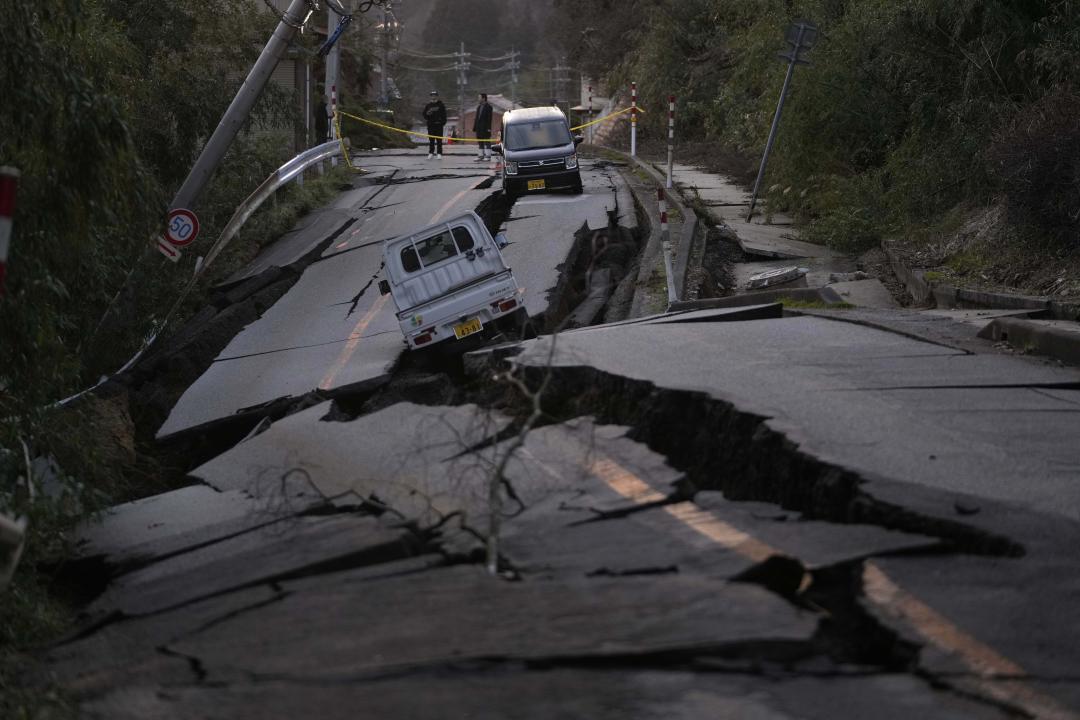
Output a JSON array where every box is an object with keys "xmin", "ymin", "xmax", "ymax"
[
  {"xmin": 746, "ymin": 19, "xmax": 817, "ymax": 221},
  {"xmin": 170, "ymin": 0, "xmax": 310, "ymax": 216}
]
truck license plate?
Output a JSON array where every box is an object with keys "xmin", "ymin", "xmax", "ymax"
[
  {"xmin": 527, "ymin": 179, "xmax": 545, "ymax": 191},
  {"xmin": 453, "ymin": 317, "xmax": 483, "ymax": 339}
]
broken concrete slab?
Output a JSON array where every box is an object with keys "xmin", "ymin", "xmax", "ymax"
[
  {"xmin": 861, "ymin": 553, "xmax": 1080, "ymax": 717},
  {"xmin": 734, "ymin": 224, "xmax": 846, "ymax": 260},
  {"xmin": 828, "ymin": 278, "xmax": 900, "ymax": 309},
  {"xmin": 224, "ymin": 208, "xmax": 354, "ymax": 285},
  {"xmin": 692, "ymin": 492, "xmax": 939, "ymax": 568},
  {"xmin": 166, "ymin": 564, "xmax": 817, "ymax": 682},
  {"xmin": 492, "ymin": 315, "xmax": 1080, "ymax": 522},
  {"xmin": 192, "ymin": 402, "xmax": 511, "ymax": 528},
  {"xmin": 73, "ymin": 484, "xmax": 323, "ymax": 572},
  {"xmin": 89, "ymin": 513, "xmax": 420, "ymax": 616},
  {"xmin": 77, "ymin": 668, "xmax": 1013, "ymax": 720},
  {"xmin": 734, "ymin": 256, "xmax": 858, "ymax": 292}
]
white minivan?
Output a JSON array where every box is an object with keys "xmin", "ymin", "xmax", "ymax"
[{"xmin": 378, "ymin": 212, "xmax": 526, "ymax": 350}]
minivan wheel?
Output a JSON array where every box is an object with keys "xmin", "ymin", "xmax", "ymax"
[
  {"xmin": 571, "ymin": 172, "xmax": 583, "ymax": 194},
  {"xmin": 504, "ymin": 180, "xmax": 520, "ymax": 201}
]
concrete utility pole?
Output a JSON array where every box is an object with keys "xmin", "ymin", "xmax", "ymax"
[
  {"xmin": 326, "ymin": 3, "xmax": 342, "ymax": 166},
  {"xmin": 630, "ymin": 81, "xmax": 638, "ymax": 157},
  {"xmin": 747, "ymin": 19, "xmax": 817, "ymax": 221},
  {"xmin": 509, "ymin": 47, "xmax": 520, "ymax": 106},
  {"xmin": 169, "ymin": 0, "xmax": 310, "ymax": 214},
  {"xmin": 553, "ymin": 57, "xmax": 568, "ymax": 113},
  {"xmin": 456, "ymin": 41, "xmax": 470, "ymax": 132},
  {"xmin": 382, "ymin": 1, "xmax": 395, "ymax": 107}
]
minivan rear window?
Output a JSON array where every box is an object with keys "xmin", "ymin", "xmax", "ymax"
[
  {"xmin": 505, "ymin": 119, "xmax": 572, "ymax": 151},
  {"xmin": 400, "ymin": 225, "xmax": 476, "ymax": 273}
]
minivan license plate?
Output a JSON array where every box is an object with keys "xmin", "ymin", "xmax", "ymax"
[
  {"xmin": 527, "ymin": 179, "xmax": 546, "ymax": 191},
  {"xmin": 453, "ymin": 317, "xmax": 483, "ymax": 339}
]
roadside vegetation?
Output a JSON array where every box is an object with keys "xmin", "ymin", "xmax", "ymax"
[
  {"xmin": 552, "ymin": 0, "xmax": 1080, "ymax": 299},
  {"xmin": 0, "ymin": 1, "xmax": 393, "ymax": 713}
]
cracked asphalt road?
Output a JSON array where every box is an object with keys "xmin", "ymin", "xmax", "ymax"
[{"xmin": 50, "ymin": 149, "xmax": 1080, "ymax": 719}]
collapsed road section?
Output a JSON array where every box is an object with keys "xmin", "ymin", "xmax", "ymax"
[{"xmin": 39, "ymin": 149, "xmax": 1080, "ymax": 719}]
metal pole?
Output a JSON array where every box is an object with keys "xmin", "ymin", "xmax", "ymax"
[
  {"xmin": 300, "ymin": 62, "xmax": 310, "ymax": 186},
  {"xmin": 659, "ymin": 187, "xmax": 677, "ymax": 304},
  {"xmin": 747, "ymin": 23, "xmax": 805, "ymax": 221},
  {"xmin": 630, "ymin": 81, "xmax": 637, "ymax": 157},
  {"xmin": 169, "ymin": 0, "xmax": 309, "ymax": 213},
  {"xmin": 458, "ymin": 41, "xmax": 466, "ymax": 139},
  {"xmin": 0, "ymin": 167, "xmax": 19, "ymax": 297},
  {"xmin": 588, "ymin": 85, "xmax": 593, "ymax": 144},
  {"xmin": 666, "ymin": 95, "xmax": 675, "ymax": 189}
]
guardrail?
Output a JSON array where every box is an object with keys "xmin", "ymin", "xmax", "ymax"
[{"xmin": 200, "ymin": 139, "xmax": 345, "ymax": 274}]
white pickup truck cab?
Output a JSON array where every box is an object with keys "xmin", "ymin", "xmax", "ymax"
[{"xmin": 378, "ymin": 211, "xmax": 526, "ymax": 350}]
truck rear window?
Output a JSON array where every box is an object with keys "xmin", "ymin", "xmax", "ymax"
[{"xmin": 400, "ymin": 225, "xmax": 476, "ymax": 273}]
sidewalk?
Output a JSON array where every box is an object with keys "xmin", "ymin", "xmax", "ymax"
[{"xmin": 628, "ymin": 154, "xmax": 1080, "ymax": 364}]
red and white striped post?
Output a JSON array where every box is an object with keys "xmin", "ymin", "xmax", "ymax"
[
  {"xmin": 0, "ymin": 167, "xmax": 19, "ymax": 297},
  {"xmin": 588, "ymin": 85, "xmax": 594, "ymax": 144},
  {"xmin": 658, "ymin": 187, "xmax": 677, "ymax": 304},
  {"xmin": 630, "ymin": 81, "xmax": 638, "ymax": 157},
  {"xmin": 666, "ymin": 95, "xmax": 675, "ymax": 189}
]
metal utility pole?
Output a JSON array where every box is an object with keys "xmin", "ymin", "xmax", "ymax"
[
  {"xmin": 169, "ymin": 0, "xmax": 310, "ymax": 215},
  {"xmin": 456, "ymin": 41, "xmax": 470, "ymax": 131},
  {"xmin": 747, "ymin": 19, "xmax": 817, "ymax": 221}
]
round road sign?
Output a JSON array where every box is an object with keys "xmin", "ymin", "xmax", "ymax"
[{"xmin": 165, "ymin": 208, "xmax": 200, "ymax": 247}]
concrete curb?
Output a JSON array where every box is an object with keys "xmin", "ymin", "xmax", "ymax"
[
  {"xmin": 601, "ymin": 148, "xmax": 700, "ymax": 303},
  {"xmin": 977, "ymin": 317, "xmax": 1080, "ymax": 365},
  {"xmin": 882, "ymin": 239, "xmax": 1080, "ymax": 320},
  {"xmin": 669, "ymin": 286, "xmax": 844, "ymax": 312}
]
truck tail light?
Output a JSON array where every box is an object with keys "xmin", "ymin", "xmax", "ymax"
[
  {"xmin": 413, "ymin": 332, "xmax": 433, "ymax": 346},
  {"xmin": 492, "ymin": 298, "xmax": 517, "ymax": 314}
]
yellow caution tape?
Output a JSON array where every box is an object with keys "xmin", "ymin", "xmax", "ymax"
[
  {"xmin": 571, "ymin": 105, "xmax": 644, "ymax": 131},
  {"xmin": 335, "ymin": 104, "xmax": 647, "ymax": 149}
]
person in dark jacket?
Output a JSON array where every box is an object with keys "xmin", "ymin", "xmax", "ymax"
[
  {"xmin": 422, "ymin": 90, "xmax": 447, "ymax": 158},
  {"xmin": 314, "ymin": 95, "xmax": 330, "ymax": 145},
  {"xmin": 472, "ymin": 92, "xmax": 493, "ymax": 161}
]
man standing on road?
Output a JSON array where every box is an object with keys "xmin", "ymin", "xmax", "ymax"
[
  {"xmin": 473, "ymin": 92, "xmax": 493, "ymax": 162},
  {"xmin": 422, "ymin": 90, "xmax": 447, "ymax": 159},
  {"xmin": 314, "ymin": 94, "xmax": 330, "ymax": 145}
]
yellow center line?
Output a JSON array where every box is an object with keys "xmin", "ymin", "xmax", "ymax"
[
  {"xmin": 588, "ymin": 457, "xmax": 776, "ymax": 563},
  {"xmin": 319, "ymin": 181, "xmax": 475, "ymax": 390},
  {"xmin": 579, "ymin": 451, "xmax": 1075, "ymax": 718},
  {"xmin": 318, "ymin": 294, "xmax": 390, "ymax": 390}
]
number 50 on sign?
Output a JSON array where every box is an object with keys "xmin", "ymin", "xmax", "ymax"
[{"xmin": 165, "ymin": 208, "xmax": 200, "ymax": 247}]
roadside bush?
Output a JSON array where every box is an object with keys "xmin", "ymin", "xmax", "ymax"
[{"xmin": 989, "ymin": 90, "xmax": 1080, "ymax": 245}]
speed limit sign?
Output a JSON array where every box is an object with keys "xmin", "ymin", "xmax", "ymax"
[{"xmin": 165, "ymin": 208, "xmax": 200, "ymax": 247}]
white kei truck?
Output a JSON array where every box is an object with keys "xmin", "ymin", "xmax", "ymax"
[{"xmin": 378, "ymin": 211, "xmax": 527, "ymax": 350}]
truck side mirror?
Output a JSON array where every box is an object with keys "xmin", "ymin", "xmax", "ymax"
[
  {"xmin": 378, "ymin": 279, "xmax": 390, "ymax": 295},
  {"xmin": 491, "ymin": 143, "xmax": 503, "ymax": 155},
  {"xmin": 573, "ymin": 134, "xmax": 584, "ymax": 146}
]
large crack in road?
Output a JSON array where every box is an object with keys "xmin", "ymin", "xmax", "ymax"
[{"xmin": 44, "ymin": 154, "xmax": 1080, "ymax": 719}]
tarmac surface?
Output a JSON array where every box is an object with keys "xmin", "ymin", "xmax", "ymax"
[{"xmin": 52, "ymin": 149, "xmax": 1080, "ymax": 719}]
